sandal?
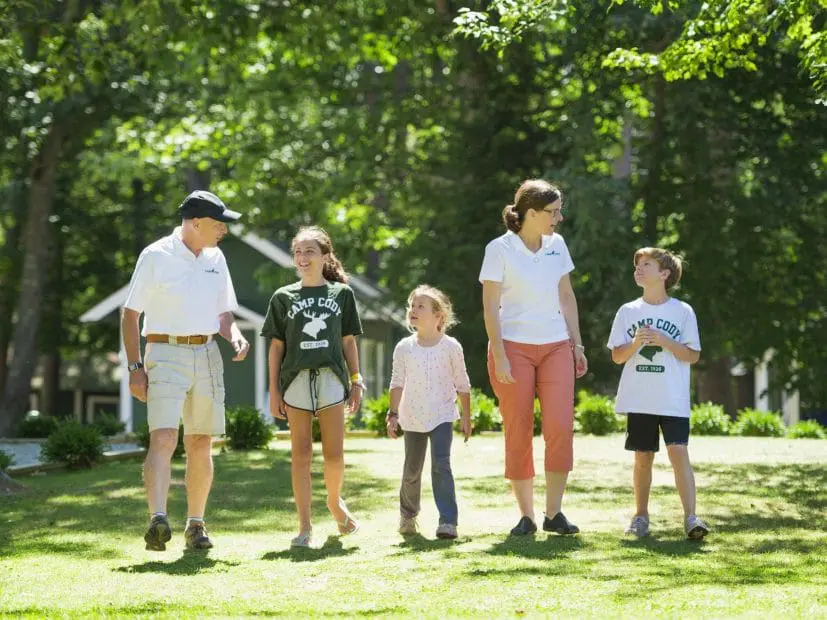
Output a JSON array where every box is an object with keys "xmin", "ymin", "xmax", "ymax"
[
  {"xmin": 336, "ymin": 500, "xmax": 360, "ymax": 536},
  {"xmin": 290, "ymin": 530, "xmax": 312, "ymax": 548}
]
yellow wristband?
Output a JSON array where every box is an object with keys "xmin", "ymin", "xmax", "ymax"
[{"xmin": 350, "ymin": 372, "xmax": 362, "ymax": 382}]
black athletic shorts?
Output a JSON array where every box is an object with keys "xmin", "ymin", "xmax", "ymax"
[{"xmin": 624, "ymin": 413, "xmax": 690, "ymax": 452}]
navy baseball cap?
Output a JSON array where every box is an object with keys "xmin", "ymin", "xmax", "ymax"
[{"xmin": 178, "ymin": 190, "xmax": 241, "ymax": 223}]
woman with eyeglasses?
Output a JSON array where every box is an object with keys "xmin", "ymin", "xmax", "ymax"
[{"xmin": 479, "ymin": 179, "xmax": 588, "ymax": 537}]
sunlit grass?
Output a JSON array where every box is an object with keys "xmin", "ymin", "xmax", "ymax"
[{"xmin": 1, "ymin": 435, "xmax": 824, "ymax": 618}]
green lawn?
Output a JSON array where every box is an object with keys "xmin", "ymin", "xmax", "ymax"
[{"xmin": 1, "ymin": 435, "xmax": 825, "ymax": 618}]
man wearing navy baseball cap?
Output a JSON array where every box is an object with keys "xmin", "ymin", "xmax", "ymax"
[{"xmin": 122, "ymin": 190, "xmax": 250, "ymax": 552}]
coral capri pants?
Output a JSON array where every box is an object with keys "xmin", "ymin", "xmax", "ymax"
[{"xmin": 488, "ymin": 339, "xmax": 575, "ymax": 479}]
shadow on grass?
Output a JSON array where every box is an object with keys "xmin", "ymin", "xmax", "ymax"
[
  {"xmin": 391, "ymin": 533, "xmax": 458, "ymax": 555},
  {"xmin": 115, "ymin": 551, "xmax": 240, "ymax": 575},
  {"xmin": 485, "ymin": 534, "xmax": 587, "ymax": 561},
  {"xmin": 618, "ymin": 536, "xmax": 711, "ymax": 556},
  {"xmin": 261, "ymin": 535, "xmax": 356, "ymax": 562},
  {"xmin": 0, "ymin": 446, "xmax": 396, "ymax": 557}
]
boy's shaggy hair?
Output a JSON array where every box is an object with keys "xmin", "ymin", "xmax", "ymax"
[{"xmin": 634, "ymin": 247, "xmax": 684, "ymax": 290}]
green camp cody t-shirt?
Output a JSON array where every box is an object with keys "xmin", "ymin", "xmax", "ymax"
[{"xmin": 260, "ymin": 281, "xmax": 363, "ymax": 394}]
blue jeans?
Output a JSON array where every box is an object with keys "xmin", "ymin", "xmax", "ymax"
[{"xmin": 400, "ymin": 422, "xmax": 458, "ymax": 525}]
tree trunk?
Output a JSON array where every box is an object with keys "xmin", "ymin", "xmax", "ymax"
[
  {"xmin": 0, "ymin": 180, "xmax": 27, "ymax": 396},
  {"xmin": 0, "ymin": 470, "xmax": 26, "ymax": 495},
  {"xmin": 642, "ymin": 74, "xmax": 666, "ymax": 245},
  {"xmin": 696, "ymin": 356, "xmax": 736, "ymax": 415},
  {"xmin": 40, "ymin": 218, "xmax": 65, "ymax": 418},
  {"xmin": 0, "ymin": 123, "xmax": 66, "ymax": 436}
]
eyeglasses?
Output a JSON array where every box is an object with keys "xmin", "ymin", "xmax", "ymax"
[{"xmin": 542, "ymin": 207, "xmax": 563, "ymax": 217}]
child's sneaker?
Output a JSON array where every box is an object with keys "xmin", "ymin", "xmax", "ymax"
[
  {"xmin": 624, "ymin": 515, "xmax": 650, "ymax": 538},
  {"xmin": 290, "ymin": 530, "xmax": 313, "ymax": 548},
  {"xmin": 399, "ymin": 516, "xmax": 418, "ymax": 535},
  {"xmin": 685, "ymin": 515, "xmax": 710, "ymax": 540},
  {"xmin": 435, "ymin": 523, "xmax": 457, "ymax": 539}
]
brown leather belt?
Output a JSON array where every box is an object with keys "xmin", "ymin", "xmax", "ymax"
[{"xmin": 146, "ymin": 334, "xmax": 214, "ymax": 345}]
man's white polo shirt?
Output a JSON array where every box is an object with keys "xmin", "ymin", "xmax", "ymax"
[
  {"xmin": 479, "ymin": 231, "xmax": 574, "ymax": 344},
  {"xmin": 124, "ymin": 227, "xmax": 238, "ymax": 336}
]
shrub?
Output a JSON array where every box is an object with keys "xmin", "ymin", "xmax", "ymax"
[
  {"xmin": 731, "ymin": 408, "xmax": 786, "ymax": 437},
  {"xmin": 17, "ymin": 411, "xmax": 60, "ymax": 438},
  {"xmin": 690, "ymin": 402, "xmax": 731, "ymax": 436},
  {"xmin": 0, "ymin": 449, "xmax": 14, "ymax": 472},
  {"xmin": 41, "ymin": 421, "xmax": 106, "ymax": 469},
  {"xmin": 787, "ymin": 419, "xmax": 827, "ymax": 439},
  {"xmin": 225, "ymin": 405, "xmax": 273, "ymax": 450},
  {"xmin": 135, "ymin": 423, "xmax": 186, "ymax": 458},
  {"xmin": 362, "ymin": 391, "xmax": 396, "ymax": 437},
  {"xmin": 575, "ymin": 391, "xmax": 620, "ymax": 436},
  {"xmin": 455, "ymin": 388, "xmax": 502, "ymax": 435},
  {"xmin": 92, "ymin": 412, "xmax": 126, "ymax": 437}
]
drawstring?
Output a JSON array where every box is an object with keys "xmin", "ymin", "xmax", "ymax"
[{"xmin": 309, "ymin": 368, "xmax": 320, "ymax": 414}]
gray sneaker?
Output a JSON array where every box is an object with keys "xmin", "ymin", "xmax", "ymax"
[
  {"xmin": 436, "ymin": 523, "xmax": 458, "ymax": 539},
  {"xmin": 624, "ymin": 515, "xmax": 650, "ymax": 538},
  {"xmin": 685, "ymin": 515, "xmax": 710, "ymax": 540},
  {"xmin": 399, "ymin": 516, "xmax": 418, "ymax": 536}
]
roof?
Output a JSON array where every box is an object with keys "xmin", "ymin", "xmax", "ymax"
[{"xmin": 81, "ymin": 228, "xmax": 406, "ymax": 327}]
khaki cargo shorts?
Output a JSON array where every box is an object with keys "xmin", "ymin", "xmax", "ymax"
[{"xmin": 145, "ymin": 340, "xmax": 225, "ymax": 435}]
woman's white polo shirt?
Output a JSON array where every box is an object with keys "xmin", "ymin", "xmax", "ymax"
[
  {"xmin": 124, "ymin": 227, "xmax": 238, "ymax": 336},
  {"xmin": 479, "ymin": 231, "xmax": 574, "ymax": 344}
]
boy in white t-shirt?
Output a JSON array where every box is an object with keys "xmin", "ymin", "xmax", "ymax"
[{"xmin": 607, "ymin": 247, "xmax": 710, "ymax": 540}]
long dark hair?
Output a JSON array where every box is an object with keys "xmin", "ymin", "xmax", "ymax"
[
  {"xmin": 502, "ymin": 179, "xmax": 562, "ymax": 233},
  {"xmin": 291, "ymin": 226, "xmax": 348, "ymax": 283}
]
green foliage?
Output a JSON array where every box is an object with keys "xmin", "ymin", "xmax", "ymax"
[
  {"xmin": 17, "ymin": 413, "xmax": 60, "ymax": 438},
  {"xmin": 787, "ymin": 420, "xmax": 827, "ymax": 440},
  {"xmin": 690, "ymin": 402, "xmax": 732, "ymax": 436},
  {"xmin": 225, "ymin": 405, "xmax": 273, "ymax": 450},
  {"xmin": 575, "ymin": 391, "xmax": 621, "ymax": 436},
  {"xmin": 135, "ymin": 424, "xmax": 186, "ymax": 459},
  {"xmin": 362, "ymin": 391, "xmax": 396, "ymax": 438},
  {"xmin": 454, "ymin": 389, "xmax": 502, "ymax": 435},
  {"xmin": 0, "ymin": 449, "xmax": 14, "ymax": 472},
  {"xmin": 92, "ymin": 413, "xmax": 126, "ymax": 437},
  {"xmin": 41, "ymin": 422, "xmax": 106, "ymax": 469},
  {"xmin": 731, "ymin": 409, "xmax": 786, "ymax": 438}
]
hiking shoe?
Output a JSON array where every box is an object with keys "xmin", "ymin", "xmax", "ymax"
[
  {"xmin": 436, "ymin": 523, "xmax": 458, "ymax": 539},
  {"xmin": 399, "ymin": 516, "xmax": 419, "ymax": 536},
  {"xmin": 510, "ymin": 516, "xmax": 538, "ymax": 536},
  {"xmin": 144, "ymin": 515, "xmax": 172, "ymax": 551},
  {"xmin": 542, "ymin": 512, "xmax": 580, "ymax": 535},
  {"xmin": 625, "ymin": 515, "xmax": 650, "ymax": 538},
  {"xmin": 184, "ymin": 522, "xmax": 214, "ymax": 550},
  {"xmin": 685, "ymin": 515, "xmax": 710, "ymax": 540}
]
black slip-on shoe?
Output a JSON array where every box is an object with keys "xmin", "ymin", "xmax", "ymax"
[
  {"xmin": 184, "ymin": 522, "xmax": 214, "ymax": 550},
  {"xmin": 510, "ymin": 516, "xmax": 538, "ymax": 536},
  {"xmin": 144, "ymin": 515, "xmax": 172, "ymax": 551},
  {"xmin": 542, "ymin": 512, "xmax": 580, "ymax": 535}
]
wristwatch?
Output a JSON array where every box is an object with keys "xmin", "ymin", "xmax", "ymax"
[{"xmin": 127, "ymin": 361, "xmax": 144, "ymax": 372}]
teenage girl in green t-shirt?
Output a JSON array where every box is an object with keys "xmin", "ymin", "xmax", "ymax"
[{"xmin": 261, "ymin": 226, "xmax": 365, "ymax": 548}]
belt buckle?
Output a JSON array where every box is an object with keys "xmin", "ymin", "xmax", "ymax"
[{"xmin": 168, "ymin": 335, "xmax": 177, "ymax": 345}]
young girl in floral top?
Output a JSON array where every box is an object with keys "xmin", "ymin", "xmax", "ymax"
[{"xmin": 386, "ymin": 285, "xmax": 472, "ymax": 539}]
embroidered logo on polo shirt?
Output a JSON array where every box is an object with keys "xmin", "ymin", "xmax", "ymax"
[
  {"xmin": 544, "ymin": 250, "xmax": 560, "ymax": 256},
  {"xmin": 204, "ymin": 268, "xmax": 219, "ymax": 274}
]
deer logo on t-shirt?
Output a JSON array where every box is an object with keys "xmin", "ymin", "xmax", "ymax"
[{"xmin": 302, "ymin": 311, "xmax": 330, "ymax": 338}]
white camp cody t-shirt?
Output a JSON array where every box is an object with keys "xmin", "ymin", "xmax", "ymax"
[
  {"xmin": 607, "ymin": 297, "xmax": 701, "ymax": 418},
  {"xmin": 124, "ymin": 227, "xmax": 238, "ymax": 336},
  {"xmin": 479, "ymin": 231, "xmax": 574, "ymax": 344}
]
